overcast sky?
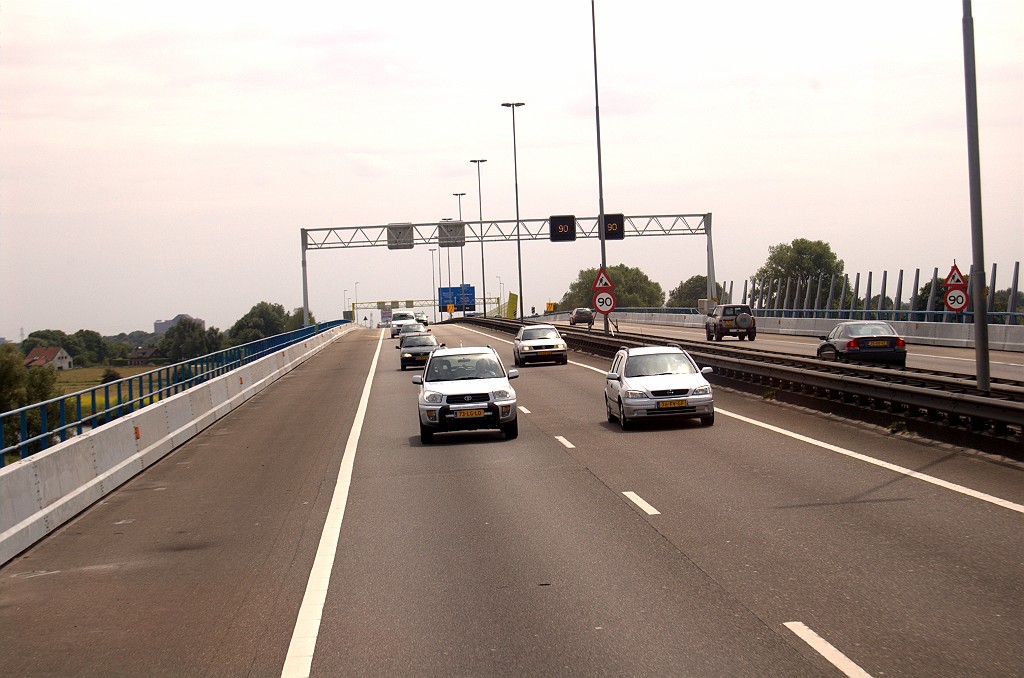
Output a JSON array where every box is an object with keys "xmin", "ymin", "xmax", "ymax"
[{"xmin": 2, "ymin": 1, "xmax": 1021, "ymax": 338}]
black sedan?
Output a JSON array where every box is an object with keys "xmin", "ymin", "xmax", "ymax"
[
  {"xmin": 397, "ymin": 334, "xmax": 440, "ymax": 370},
  {"xmin": 817, "ymin": 321, "xmax": 908, "ymax": 367}
]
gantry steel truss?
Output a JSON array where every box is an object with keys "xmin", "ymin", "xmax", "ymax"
[{"xmin": 301, "ymin": 213, "xmax": 716, "ymax": 325}]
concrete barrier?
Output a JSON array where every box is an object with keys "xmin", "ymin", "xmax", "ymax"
[{"xmin": 0, "ymin": 325, "xmax": 356, "ymax": 567}]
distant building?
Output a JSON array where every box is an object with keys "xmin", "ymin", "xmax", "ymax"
[
  {"xmin": 154, "ymin": 313, "xmax": 205, "ymax": 335},
  {"xmin": 126, "ymin": 348, "xmax": 167, "ymax": 365},
  {"xmin": 24, "ymin": 347, "xmax": 74, "ymax": 370}
]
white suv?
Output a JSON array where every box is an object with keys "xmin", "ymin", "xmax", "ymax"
[
  {"xmin": 412, "ymin": 346, "xmax": 519, "ymax": 443},
  {"xmin": 390, "ymin": 311, "xmax": 417, "ymax": 337},
  {"xmin": 605, "ymin": 345, "xmax": 714, "ymax": 429}
]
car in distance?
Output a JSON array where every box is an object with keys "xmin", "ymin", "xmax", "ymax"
[
  {"xmin": 414, "ymin": 311, "xmax": 429, "ymax": 326},
  {"xmin": 604, "ymin": 345, "xmax": 715, "ymax": 429},
  {"xmin": 396, "ymin": 333, "xmax": 441, "ymax": 370},
  {"xmin": 705, "ymin": 304, "xmax": 756, "ymax": 341},
  {"xmin": 816, "ymin": 321, "xmax": 907, "ymax": 368},
  {"xmin": 513, "ymin": 324, "xmax": 568, "ymax": 366},
  {"xmin": 412, "ymin": 346, "xmax": 519, "ymax": 443},
  {"xmin": 390, "ymin": 311, "xmax": 418, "ymax": 337},
  {"xmin": 568, "ymin": 307, "xmax": 595, "ymax": 326},
  {"xmin": 398, "ymin": 322, "xmax": 429, "ymax": 338}
]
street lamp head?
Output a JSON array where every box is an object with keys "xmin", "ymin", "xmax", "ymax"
[
  {"xmin": 453, "ymin": 192, "xmax": 466, "ymax": 197},
  {"xmin": 470, "ymin": 159, "xmax": 487, "ymax": 164},
  {"xmin": 501, "ymin": 102, "xmax": 525, "ymax": 108}
]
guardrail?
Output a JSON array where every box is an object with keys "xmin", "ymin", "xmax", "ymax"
[
  {"xmin": 1, "ymin": 321, "xmax": 348, "ymax": 467},
  {"xmin": 457, "ymin": 316, "xmax": 1023, "ymax": 455}
]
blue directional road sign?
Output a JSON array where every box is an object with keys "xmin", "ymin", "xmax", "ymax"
[{"xmin": 438, "ymin": 284, "xmax": 476, "ymax": 312}]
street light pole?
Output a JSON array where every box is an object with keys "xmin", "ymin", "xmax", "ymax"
[
  {"xmin": 454, "ymin": 192, "xmax": 466, "ymax": 315},
  {"xmin": 428, "ymin": 248, "xmax": 437, "ymax": 324},
  {"xmin": 471, "ymin": 159, "xmax": 488, "ymax": 316},
  {"xmin": 354, "ymin": 281, "xmax": 359, "ymax": 325},
  {"xmin": 591, "ymin": 0, "xmax": 610, "ymax": 336},
  {"xmin": 497, "ymin": 275, "xmax": 504, "ymax": 316},
  {"xmin": 502, "ymin": 101, "xmax": 526, "ymax": 322},
  {"xmin": 343, "ymin": 289, "xmax": 348, "ymax": 320}
]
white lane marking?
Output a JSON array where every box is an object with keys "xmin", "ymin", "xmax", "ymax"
[
  {"xmin": 281, "ymin": 329, "xmax": 384, "ymax": 678},
  {"xmin": 784, "ymin": 622, "xmax": 873, "ymax": 678},
  {"xmin": 464, "ymin": 326, "xmax": 1023, "ymax": 513},
  {"xmin": 518, "ymin": 406, "xmax": 531, "ymax": 414},
  {"xmin": 554, "ymin": 435, "xmax": 575, "ymax": 449},
  {"xmin": 717, "ymin": 408, "xmax": 1024, "ymax": 515},
  {"xmin": 623, "ymin": 491, "xmax": 661, "ymax": 515}
]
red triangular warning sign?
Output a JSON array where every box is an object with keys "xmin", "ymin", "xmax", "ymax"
[
  {"xmin": 592, "ymin": 267, "xmax": 615, "ymax": 291},
  {"xmin": 944, "ymin": 263, "xmax": 967, "ymax": 288}
]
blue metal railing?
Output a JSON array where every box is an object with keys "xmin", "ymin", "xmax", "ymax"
[
  {"xmin": 591, "ymin": 307, "xmax": 1022, "ymax": 324},
  {"xmin": 1, "ymin": 321, "xmax": 347, "ymax": 467}
]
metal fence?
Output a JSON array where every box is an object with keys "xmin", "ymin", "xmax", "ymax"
[
  {"xmin": 1, "ymin": 321, "xmax": 346, "ymax": 467},
  {"xmin": 719, "ymin": 263, "xmax": 1021, "ymax": 325}
]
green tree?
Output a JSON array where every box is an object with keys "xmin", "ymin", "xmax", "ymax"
[
  {"xmin": 751, "ymin": 239, "xmax": 844, "ymax": 307},
  {"xmin": 101, "ymin": 368, "xmax": 122, "ymax": 384},
  {"xmin": 283, "ymin": 307, "xmax": 316, "ymax": 332},
  {"xmin": 666, "ymin": 275, "xmax": 725, "ymax": 308},
  {"xmin": 228, "ymin": 302, "xmax": 288, "ymax": 345},
  {"xmin": 1, "ymin": 344, "xmax": 63, "ymax": 459},
  {"xmin": 558, "ymin": 264, "xmax": 665, "ymax": 310},
  {"xmin": 160, "ymin": 318, "xmax": 223, "ymax": 360},
  {"xmin": 21, "ymin": 329, "xmax": 83, "ymax": 361},
  {"xmin": 73, "ymin": 329, "xmax": 107, "ymax": 366}
]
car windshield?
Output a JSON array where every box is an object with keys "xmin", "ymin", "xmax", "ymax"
[
  {"xmin": 522, "ymin": 328, "xmax": 559, "ymax": 340},
  {"xmin": 425, "ymin": 353, "xmax": 504, "ymax": 382},
  {"xmin": 403, "ymin": 336, "xmax": 437, "ymax": 348},
  {"xmin": 623, "ymin": 353, "xmax": 697, "ymax": 377},
  {"xmin": 401, "ymin": 324, "xmax": 426, "ymax": 333},
  {"xmin": 848, "ymin": 324, "xmax": 896, "ymax": 337},
  {"xmin": 393, "ymin": 313, "xmax": 415, "ymax": 321}
]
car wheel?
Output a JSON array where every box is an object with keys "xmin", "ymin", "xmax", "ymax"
[
  {"xmin": 706, "ymin": 328, "xmax": 713, "ymax": 341},
  {"xmin": 561, "ymin": 356, "xmax": 568, "ymax": 365},
  {"xmin": 618, "ymin": 399, "xmax": 630, "ymax": 430},
  {"xmin": 419, "ymin": 423, "xmax": 434, "ymax": 444},
  {"xmin": 715, "ymin": 329, "xmax": 723, "ymax": 342},
  {"xmin": 502, "ymin": 419, "xmax": 519, "ymax": 440},
  {"xmin": 700, "ymin": 413, "xmax": 715, "ymax": 427},
  {"xmin": 513, "ymin": 353, "xmax": 521, "ymax": 367},
  {"xmin": 401, "ymin": 365, "xmax": 406, "ymax": 371},
  {"xmin": 738, "ymin": 334, "xmax": 745, "ymax": 341},
  {"xmin": 747, "ymin": 331, "xmax": 756, "ymax": 341},
  {"xmin": 606, "ymin": 396, "xmax": 618, "ymax": 423}
]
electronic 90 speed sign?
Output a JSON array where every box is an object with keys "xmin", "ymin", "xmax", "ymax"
[{"xmin": 593, "ymin": 290, "xmax": 616, "ymax": 315}]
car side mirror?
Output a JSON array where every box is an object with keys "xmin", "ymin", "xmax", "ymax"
[
  {"xmin": 701, "ymin": 366, "xmax": 713, "ymax": 375},
  {"xmin": 507, "ymin": 369, "xmax": 519, "ymax": 380},
  {"xmin": 412, "ymin": 375, "xmax": 423, "ymax": 385},
  {"xmin": 606, "ymin": 372, "xmax": 620, "ymax": 380}
]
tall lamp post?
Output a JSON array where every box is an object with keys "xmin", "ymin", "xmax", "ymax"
[
  {"xmin": 497, "ymin": 275, "xmax": 504, "ymax": 316},
  {"xmin": 471, "ymin": 159, "xmax": 488, "ymax": 316},
  {"xmin": 590, "ymin": 0, "xmax": 610, "ymax": 336},
  {"xmin": 454, "ymin": 192, "xmax": 466, "ymax": 315},
  {"xmin": 354, "ymin": 281, "xmax": 360, "ymax": 326},
  {"xmin": 501, "ymin": 101, "xmax": 526, "ymax": 322},
  {"xmin": 428, "ymin": 248, "xmax": 437, "ymax": 324},
  {"xmin": 343, "ymin": 288, "xmax": 348, "ymax": 320}
]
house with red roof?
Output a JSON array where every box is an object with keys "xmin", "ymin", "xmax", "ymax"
[{"xmin": 23, "ymin": 347, "xmax": 74, "ymax": 371}]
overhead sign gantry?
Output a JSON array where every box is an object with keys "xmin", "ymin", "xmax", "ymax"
[{"xmin": 300, "ymin": 213, "xmax": 714, "ymax": 325}]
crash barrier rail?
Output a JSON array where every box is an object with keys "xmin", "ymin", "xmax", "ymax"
[
  {"xmin": 537, "ymin": 308, "xmax": 1023, "ymax": 352},
  {"xmin": 1, "ymin": 321, "xmax": 348, "ymax": 467},
  {"xmin": 457, "ymin": 316, "xmax": 1024, "ymax": 453},
  {"xmin": 0, "ymin": 322, "xmax": 354, "ymax": 567}
]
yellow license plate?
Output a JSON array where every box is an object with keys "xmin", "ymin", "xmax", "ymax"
[
  {"xmin": 538, "ymin": 350, "xmax": 552, "ymax": 355},
  {"xmin": 456, "ymin": 409, "xmax": 485, "ymax": 418},
  {"xmin": 723, "ymin": 320, "xmax": 733, "ymax": 327},
  {"xmin": 658, "ymin": 400, "xmax": 687, "ymax": 409},
  {"xmin": 415, "ymin": 355, "xmax": 427, "ymax": 360},
  {"xmin": 868, "ymin": 341, "xmax": 888, "ymax": 347}
]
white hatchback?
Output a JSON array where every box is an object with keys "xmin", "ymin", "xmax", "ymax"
[{"xmin": 604, "ymin": 345, "xmax": 714, "ymax": 429}]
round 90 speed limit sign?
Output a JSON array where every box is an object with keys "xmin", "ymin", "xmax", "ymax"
[
  {"xmin": 593, "ymin": 290, "xmax": 616, "ymax": 315},
  {"xmin": 944, "ymin": 287, "xmax": 969, "ymax": 312}
]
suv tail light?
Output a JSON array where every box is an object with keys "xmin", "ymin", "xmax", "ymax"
[
  {"xmin": 895, "ymin": 338, "xmax": 906, "ymax": 347},
  {"xmin": 846, "ymin": 338, "xmax": 859, "ymax": 349}
]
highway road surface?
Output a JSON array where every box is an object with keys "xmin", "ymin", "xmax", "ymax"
[{"xmin": 1, "ymin": 324, "xmax": 1021, "ymax": 677}]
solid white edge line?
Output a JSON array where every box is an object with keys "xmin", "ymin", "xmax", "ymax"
[
  {"xmin": 784, "ymin": 622, "xmax": 874, "ymax": 678},
  {"xmin": 460, "ymin": 325, "xmax": 1023, "ymax": 514},
  {"xmin": 554, "ymin": 435, "xmax": 575, "ymax": 449},
  {"xmin": 716, "ymin": 408, "xmax": 1024, "ymax": 515},
  {"xmin": 281, "ymin": 329, "xmax": 384, "ymax": 678},
  {"xmin": 622, "ymin": 491, "xmax": 661, "ymax": 515}
]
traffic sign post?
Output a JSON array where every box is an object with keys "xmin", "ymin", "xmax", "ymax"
[
  {"xmin": 593, "ymin": 290, "xmax": 616, "ymax": 315},
  {"xmin": 944, "ymin": 287, "xmax": 969, "ymax": 313}
]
